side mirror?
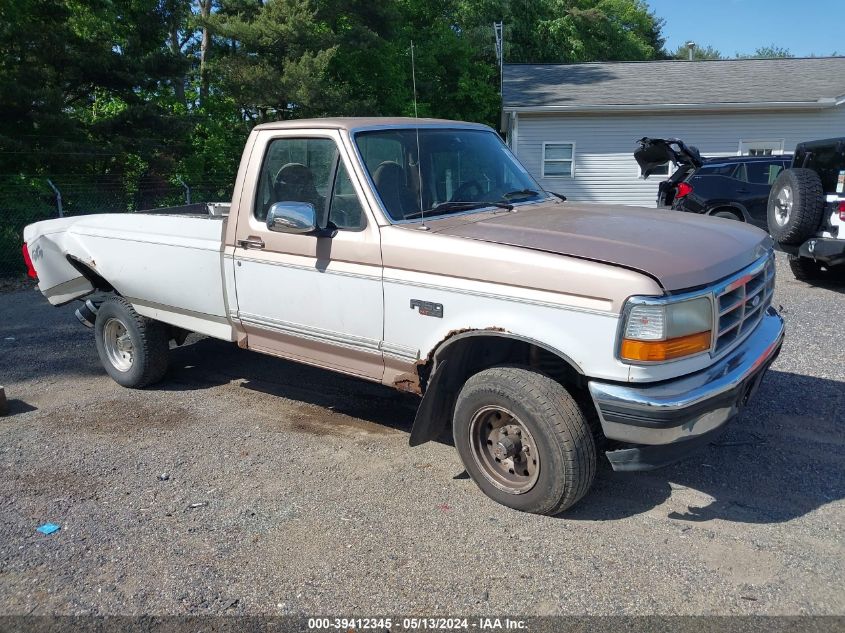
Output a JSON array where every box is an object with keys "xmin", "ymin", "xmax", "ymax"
[{"xmin": 266, "ymin": 201, "xmax": 318, "ymax": 234}]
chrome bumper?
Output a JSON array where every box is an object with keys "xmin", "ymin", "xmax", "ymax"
[{"xmin": 588, "ymin": 308, "xmax": 785, "ymax": 470}]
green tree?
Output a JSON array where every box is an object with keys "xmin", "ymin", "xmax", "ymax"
[
  {"xmin": 671, "ymin": 43, "xmax": 723, "ymax": 60},
  {"xmin": 746, "ymin": 45, "xmax": 794, "ymax": 59}
]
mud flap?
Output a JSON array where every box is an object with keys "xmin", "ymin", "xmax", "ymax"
[{"xmin": 409, "ymin": 359, "xmax": 452, "ymax": 447}]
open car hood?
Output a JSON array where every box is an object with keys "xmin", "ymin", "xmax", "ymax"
[{"xmin": 635, "ymin": 138, "xmax": 704, "ymax": 179}]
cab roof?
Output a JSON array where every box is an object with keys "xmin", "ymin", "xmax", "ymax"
[{"xmin": 253, "ymin": 117, "xmax": 492, "ymax": 132}]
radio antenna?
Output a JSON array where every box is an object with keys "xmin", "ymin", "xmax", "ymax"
[{"xmin": 410, "ymin": 41, "xmax": 428, "ymax": 230}]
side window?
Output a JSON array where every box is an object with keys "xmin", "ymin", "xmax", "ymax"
[
  {"xmin": 696, "ymin": 162, "xmax": 742, "ymax": 179},
  {"xmin": 746, "ymin": 161, "xmax": 782, "ymax": 185},
  {"xmin": 254, "ymin": 137, "xmax": 338, "ymax": 221},
  {"xmin": 328, "ymin": 162, "xmax": 366, "ymax": 231},
  {"xmin": 770, "ymin": 161, "xmax": 791, "ymax": 184}
]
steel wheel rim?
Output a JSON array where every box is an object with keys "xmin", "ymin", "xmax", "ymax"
[
  {"xmin": 468, "ymin": 405, "xmax": 540, "ymax": 494},
  {"xmin": 103, "ymin": 317, "xmax": 134, "ymax": 372},
  {"xmin": 774, "ymin": 186, "xmax": 793, "ymax": 226}
]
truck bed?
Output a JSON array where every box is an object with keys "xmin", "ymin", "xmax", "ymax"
[{"xmin": 23, "ymin": 207, "xmax": 235, "ymax": 341}]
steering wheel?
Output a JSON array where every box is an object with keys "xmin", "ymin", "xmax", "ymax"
[{"xmin": 452, "ymin": 180, "xmax": 484, "ymax": 202}]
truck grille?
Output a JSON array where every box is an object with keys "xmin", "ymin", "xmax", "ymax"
[{"xmin": 714, "ymin": 255, "xmax": 775, "ymax": 354}]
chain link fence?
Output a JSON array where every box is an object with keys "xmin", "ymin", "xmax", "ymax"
[{"xmin": 0, "ymin": 178, "xmax": 232, "ymax": 277}]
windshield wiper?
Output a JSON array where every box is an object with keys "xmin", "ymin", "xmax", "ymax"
[
  {"xmin": 501, "ymin": 188, "xmax": 541, "ymax": 201},
  {"xmin": 403, "ymin": 200, "xmax": 513, "ymax": 219}
]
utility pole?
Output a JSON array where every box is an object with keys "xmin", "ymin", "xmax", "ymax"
[
  {"xmin": 199, "ymin": 0, "xmax": 212, "ymax": 105},
  {"xmin": 47, "ymin": 179, "xmax": 63, "ymax": 218},
  {"xmin": 176, "ymin": 177, "xmax": 191, "ymax": 205},
  {"xmin": 494, "ymin": 22, "xmax": 504, "ymax": 96}
]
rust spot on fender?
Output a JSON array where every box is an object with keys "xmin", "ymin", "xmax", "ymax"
[
  {"xmin": 392, "ymin": 326, "xmax": 508, "ymax": 395},
  {"xmin": 393, "ymin": 372, "xmax": 422, "ymax": 395}
]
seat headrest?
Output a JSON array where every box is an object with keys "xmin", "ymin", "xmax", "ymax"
[
  {"xmin": 373, "ymin": 161, "xmax": 404, "ymax": 184},
  {"xmin": 276, "ymin": 163, "xmax": 313, "ymax": 186}
]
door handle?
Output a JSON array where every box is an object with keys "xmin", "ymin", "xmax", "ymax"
[{"xmin": 237, "ymin": 237, "xmax": 265, "ymax": 250}]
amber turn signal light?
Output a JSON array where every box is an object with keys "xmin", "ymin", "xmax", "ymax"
[{"xmin": 620, "ymin": 330, "xmax": 711, "ymax": 362}]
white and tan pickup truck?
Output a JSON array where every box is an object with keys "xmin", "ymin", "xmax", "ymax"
[{"xmin": 23, "ymin": 117, "xmax": 784, "ymax": 515}]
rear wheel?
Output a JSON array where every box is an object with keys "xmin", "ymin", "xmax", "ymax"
[
  {"xmin": 94, "ymin": 296, "xmax": 169, "ymax": 388},
  {"xmin": 453, "ymin": 366, "xmax": 596, "ymax": 515},
  {"xmin": 767, "ymin": 169, "xmax": 824, "ymax": 245},
  {"xmin": 788, "ymin": 255, "xmax": 825, "ymax": 281},
  {"xmin": 713, "ymin": 209, "xmax": 743, "ymax": 222}
]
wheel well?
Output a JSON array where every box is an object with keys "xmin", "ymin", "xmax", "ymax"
[
  {"xmin": 709, "ymin": 206, "xmax": 745, "ymax": 221},
  {"xmin": 409, "ymin": 333, "xmax": 595, "ymax": 447},
  {"xmin": 66, "ymin": 256, "xmax": 114, "ymax": 292},
  {"xmin": 430, "ymin": 334, "xmax": 584, "ymax": 390}
]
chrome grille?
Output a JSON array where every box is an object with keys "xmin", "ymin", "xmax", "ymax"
[{"xmin": 714, "ymin": 255, "xmax": 775, "ymax": 354}]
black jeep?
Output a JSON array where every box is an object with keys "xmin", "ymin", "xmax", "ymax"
[{"xmin": 766, "ymin": 137, "xmax": 845, "ymax": 281}]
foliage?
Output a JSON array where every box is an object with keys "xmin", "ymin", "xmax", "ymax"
[
  {"xmin": 0, "ymin": 1, "xmax": 665, "ymax": 224},
  {"xmin": 747, "ymin": 45, "xmax": 794, "ymax": 59},
  {"xmin": 670, "ymin": 43, "xmax": 723, "ymax": 60},
  {"xmin": 669, "ymin": 42, "xmax": 799, "ymax": 61}
]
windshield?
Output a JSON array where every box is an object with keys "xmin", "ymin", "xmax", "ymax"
[{"xmin": 354, "ymin": 127, "xmax": 548, "ymax": 222}]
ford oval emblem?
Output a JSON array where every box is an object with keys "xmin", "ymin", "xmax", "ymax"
[{"xmin": 750, "ymin": 295, "xmax": 761, "ymax": 308}]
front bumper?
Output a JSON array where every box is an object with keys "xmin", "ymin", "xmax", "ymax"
[{"xmin": 588, "ymin": 308, "xmax": 785, "ymax": 471}]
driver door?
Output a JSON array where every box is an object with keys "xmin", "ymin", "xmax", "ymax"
[{"xmin": 232, "ymin": 130, "xmax": 384, "ymax": 380}]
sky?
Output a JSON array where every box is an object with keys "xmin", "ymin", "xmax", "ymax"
[{"xmin": 647, "ymin": 0, "xmax": 844, "ymax": 58}]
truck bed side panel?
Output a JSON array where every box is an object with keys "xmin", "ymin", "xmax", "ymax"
[{"xmin": 25, "ymin": 214, "xmax": 235, "ymax": 341}]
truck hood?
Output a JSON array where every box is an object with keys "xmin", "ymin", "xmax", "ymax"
[{"xmin": 424, "ymin": 201, "xmax": 772, "ymax": 292}]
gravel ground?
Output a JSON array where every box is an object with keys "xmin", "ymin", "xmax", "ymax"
[{"xmin": 0, "ymin": 253, "xmax": 842, "ymax": 617}]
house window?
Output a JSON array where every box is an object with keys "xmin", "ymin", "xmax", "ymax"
[
  {"xmin": 739, "ymin": 140, "xmax": 784, "ymax": 156},
  {"xmin": 542, "ymin": 142, "xmax": 575, "ymax": 177}
]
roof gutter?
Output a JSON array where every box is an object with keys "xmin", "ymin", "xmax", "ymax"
[{"xmin": 502, "ymin": 100, "xmax": 840, "ymax": 115}]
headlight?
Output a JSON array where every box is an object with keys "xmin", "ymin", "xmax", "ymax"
[{"xmin": 619, "ymin": 295, "xmax": 713, "ymax": 362}]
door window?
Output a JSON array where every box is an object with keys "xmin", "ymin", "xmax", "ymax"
[
  {"xmin": 253, "ymin": 137, "xmax": 366, "ymax": 231},
  {"xmin": 745, "ymin": 160, "xmax": 785, "ymax": 185},
  {"xmin": 329, "ymin": 163, "xmax": 366, "ymax": 231},
  {"xmin": 696, "ymin": 162, "xmax": 742, "ymax": 178},
  {"xmin": 254, "ymin": 138, "xmax": 338, "ymax": 222}
]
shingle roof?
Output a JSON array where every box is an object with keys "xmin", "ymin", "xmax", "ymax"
[{"xmin": 503, "ymin": 57, "xmax": 845, "ymax": 109}]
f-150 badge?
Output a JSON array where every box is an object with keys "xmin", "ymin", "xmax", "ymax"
[{"xmin": 410, "ymin": 299, "xmax": 443, "ymax": 318}]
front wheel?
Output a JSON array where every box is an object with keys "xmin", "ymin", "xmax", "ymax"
[
  {"xmin": 453, "ymin": 366, "xmax": 596, "ymax": 515},
  {"xmin": 94, "ymin": 296, "xmax": 170, "ymax": 388}
]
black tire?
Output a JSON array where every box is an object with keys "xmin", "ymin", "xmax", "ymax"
[
  {"xmin": 453, "ymin": 366, "xmax": 596, "ymax": 515},
  {"xmin": 767, "ymin": 168, "xmax": 824, "ymax": 245},
  {"xmin": 94, "ymin": 296, "xmax": 169, "ymax": 388},
  {"xmin": 712, "ymin": 209, "xmax": 743, "ymax": 222},
  {"xmin": 788, "ymin": 255, "xmax": 827, "ymax": 282}
]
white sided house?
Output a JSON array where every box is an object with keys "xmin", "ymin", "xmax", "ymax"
[{"xmin": 502, "ymin": 57, "xmax": 845, "ymax": 206}]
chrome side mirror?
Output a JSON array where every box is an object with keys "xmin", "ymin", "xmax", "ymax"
[{"xmin": 266, "ymin": 201, "xmax": 317, "ymax": 234}]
